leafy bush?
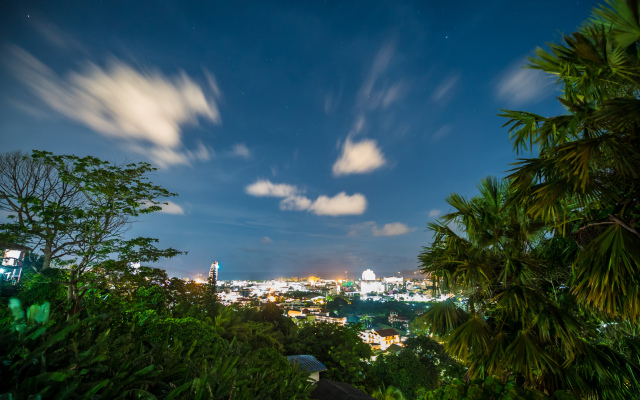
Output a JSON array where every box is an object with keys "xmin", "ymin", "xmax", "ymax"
[{"xmin": 0, "ymin": 299, "xmax": 313, "ymax": 399}]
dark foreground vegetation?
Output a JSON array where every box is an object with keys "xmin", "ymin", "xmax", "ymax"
[
  {"xmin": 1, "ymin": 0, "xmax": 640, "ymax": 399},
  {"xmin": 419, "ymin": 0, "xmax": 640, "ymax": 399}
]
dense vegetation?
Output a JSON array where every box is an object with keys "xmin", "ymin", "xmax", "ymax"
[
  {"xmin": 2, "ymin": 1, "xmax": 639, "ymax": 399},
  {"xmin": 0, "ymin": 151, "xmax": 458, "ymax": 399},
  {"xmin": 419, "ymin": 0, "xmax": 640, "ymax": 398}
]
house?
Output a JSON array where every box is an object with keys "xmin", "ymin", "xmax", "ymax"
[
  {"xmin": 310, "ymin": 379, "xmax": 375, "ymax": 400},
  {"xmin": 286, "ymin": 355, "xmax": 327, "ymax": 382},
  {"xmin": 360, "ymin": 328, "xmax": 401, "ymax": 351}
]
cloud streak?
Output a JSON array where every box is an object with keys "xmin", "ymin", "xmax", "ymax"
[
  {"xmin": 7, "ymin": 46, "xmax": 222, "ymax": 168},
  {"xmin": 496, "ymin": 60, "xmax": 551, "ymax": 105},
  {"xmin": 229, "ymin": 143, "xmax": 251, "ymax": 159},
  {"xmin": 349, "ymin": 221, "xmax": 414, "ymax": 237}
]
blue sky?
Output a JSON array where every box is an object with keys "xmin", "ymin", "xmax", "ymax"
[{"xmin": 0, "ymin": 1, "xmax": 599, "ymax": 279}]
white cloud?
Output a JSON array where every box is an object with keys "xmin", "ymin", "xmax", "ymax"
[
  {"xmin": 7, "ymin": 46, "xmax": 221, "ymax": 168},
  {"xmin": 245, "ymin": 180, "xmax": 299, "ymax": 198},
  {"xmin": 279, "ymin": 195, "xmax": 312, "ymax": 211},
  {"xmin": 332, "ymin": 138, "xmax": 386, "ymax": 176},
  {"xmin": 428, "ymin": 209, "xmax": 442, "ymax": 218},
  {"xmin": 260, "ymin": 236, "xmax": 273, "ymax": 244},
  {"xmin": 497, "ymin": 61, "xmax": 551, "ymax": 105},
  {"xmin": 372, "ymin": 222, "xmax": 413, "ymax": 236},
  {"xmin": 159, "ymin": 201, "xmax": 185, "ymax": 215},
  {"xmin": 229, "ymin": 143, "xmax": 251, "ymax": 159},
  {"xmin": 246, "ymin": 179, "xmax": 366, "ymax": 217},
  {"xmin": 141, "ymin": 201, "xmax": 185, "ymax": 215},
  {"xmin": 308, "ymin": 192, "xmax": 367, "ymax": 216}
]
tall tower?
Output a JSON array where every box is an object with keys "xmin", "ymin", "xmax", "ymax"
[{"xmin": 209, "ymin": 261, "xmax": 219, "ymax": 284}]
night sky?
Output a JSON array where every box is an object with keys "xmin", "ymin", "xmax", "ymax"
[{"xmin": 0, "ymin": 1, "xmax": 599, "ymax": 279}]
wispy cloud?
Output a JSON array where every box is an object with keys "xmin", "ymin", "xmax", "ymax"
[
  {"xmin": 260, "ymin": 236, "xmax": 273, "ymax": 244},
  {"xmin": 432, "ymin": 125, "xmax": 451, "ymax": 141},
  {"xmin": 245, "ymin": 179, "xmax": 367, "ymax": 216},
  {"xmin": 431, "ymin": 73, "xmax": 460, "ymax": 103},
  {"xmin": 245, "ymin": 180, "xmax": 299, "ymax": 197},
  {"xmin": 358, "ymin": 43, "xmax": 406, "ymax": 111},
  {"xmin": 331, "ymin": 42, "xmax": 408, "ymax": 177},
  {"xmin": 496, "ymin": 60, "xmax": 551, "ymax": 105},
  {"xmin": 349, "ymin": 221, "xmax": 414, "ymax": 237},
  {"xmin": 428, "ymin": 209, "xmax": 441, "ymax": 218},
  {"xmin": 6, "ymin": 46, "xmax": 222, "ymax": 168},
  {"xmin": 332, "ymin": 138, "xmax": 386, "ymax": 176},
  {"xmin": 372, "ymin": 222, "xmax": 413, "ymax": 236},
  {"xmin": 229, "ymin": 143, "xmax": 251, "ymax": 159}
]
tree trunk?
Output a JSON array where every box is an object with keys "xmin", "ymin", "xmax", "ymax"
[
  {"xmin": 66, "ymin": 267, "xmax": 80, "ymax": 319},
  {"xmin": 42, "ymin": 241, "xmax": 53, "ymax": 270}
]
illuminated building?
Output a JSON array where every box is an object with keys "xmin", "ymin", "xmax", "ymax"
[
  {"xmin": 209, "ymin": 261, "xmax": 220, "ymax": 284},
  {"xmin": 362, "ymin": 269, "xmax": 375, "ymax": 281},
  {"xmin": 360, "ymin": 268, "xmax": 383, "ymax": 294}
]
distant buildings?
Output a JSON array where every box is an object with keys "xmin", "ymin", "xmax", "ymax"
[{"xmin": 360, "ymin": 268, "xmax": 384, "ymax": 294}]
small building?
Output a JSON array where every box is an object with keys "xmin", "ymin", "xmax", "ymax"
[{"xmin": 286, "ymin": 355, "xmax": 327, "ymax": 382}]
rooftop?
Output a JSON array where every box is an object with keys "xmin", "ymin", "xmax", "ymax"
[
  {"xmin": 286, "ymin": 355, "xmax": 327, "ymax": 373},
  {"xmin": 374, "ymin": 328, "xmax": 399, "ymax": 337}
]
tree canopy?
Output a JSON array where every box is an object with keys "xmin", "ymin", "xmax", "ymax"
[{"xmin": 420, "ymin": 0, "xmax": 640, "ymax": 398}]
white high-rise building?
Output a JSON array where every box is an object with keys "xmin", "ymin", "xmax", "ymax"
[
  {"xmin": 361, "ymin": 269, "xmax": 383, "ymax": 294},
  {"xmin": 362, "ymin": 269, "xmax": 376, "ymax": 281},
  {"xmin": 209, "ymin": 261, "xmax": 219, "ymax": 284}
]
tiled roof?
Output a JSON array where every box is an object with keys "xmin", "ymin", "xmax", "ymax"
[
  {"xmin": 374, "ymin": 328, "xmax": 399, "ymax": 337},
  {"xmin": 286, "ymin": 355, "xmax": 327, "ymax": 373}
]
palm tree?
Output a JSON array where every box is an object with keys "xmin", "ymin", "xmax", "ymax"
[
  {"xmin": 499, "ymin": 0, "xmax": 640, "ymax": 322},
  {"xmin": 419, "ymin": 177, "xmax": 640, "ymax": 397}
]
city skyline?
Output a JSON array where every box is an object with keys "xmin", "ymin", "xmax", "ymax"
[{"xmin": 0, "ymin": 1, "xmax": 599, "ymax": 279}]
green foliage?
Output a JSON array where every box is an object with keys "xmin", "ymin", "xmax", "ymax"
[
  {"xmin": 422, "ymin": 376, "xmax": 564, "ymax": 400},
  {"xmin": 292, "ymin": 322, "xmax": 373, "ymax": 385},
  {"xmin": 0, "ymin": 309, "xmax": 312, "ymax": 399},
  {"xmin": 370, "ymin": 335, "xmax": 465, "ymax": 399},
  {"xmin": 371, "ymin": 385, "xmax": 406, "ymax": 400},
  {"xmin": 371, "ymin": 351, "xmax": 436, "ymax": 398},
  {"xmin": 419, "ymin": 1, "xmax": 640, "ymax": 398},
  {"xmin": 499, "ymin": 0, "xmax": 640, "ymax": 321}
]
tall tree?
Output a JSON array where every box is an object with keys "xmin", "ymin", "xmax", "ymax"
[
  {"xmin": 419, "ymin": 178, "xmax": 640, "ymax": 397},
  {"xmin": 0, "ymin": 151, "xmax": 83, "ymax": 270},
  {"xmin": 0, "ymin": 150, "xmax": 181, "ymax": 315},
  {"xmin": 500, "ymin": 0, "xmax": 640, "ymax": 322}
]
